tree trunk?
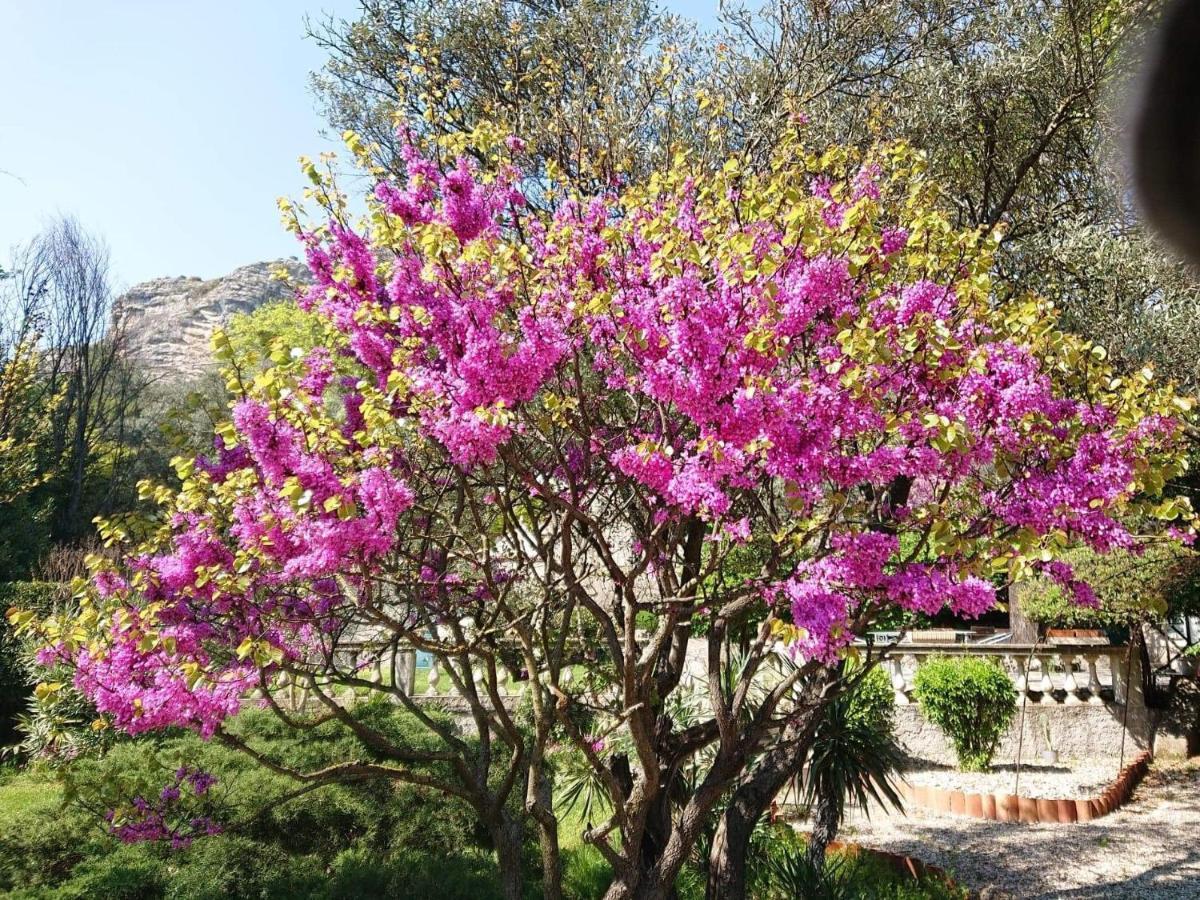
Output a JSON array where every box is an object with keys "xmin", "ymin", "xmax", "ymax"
[
  {"xmin": 805, "ymin": 790, "xmax": 839, "ymax": 871},
  {"xmin": 706, "ymin": 696, "xmax": 827, "ymax": 900},
  {"xmin": 596, "ymin": 791, "xmax": 681, "ymax": 900},
  {"xmin": 705, "ymin": 755, "xmax": 794, "ymax": 900},
  {"xmin": 604, "ymin": 875, "xmax": 675, "ymax": 900},
  {"xmin": 705, "ymin": 795, "xmax": 756, "ymax": 900},
  {"xmin": 537, "ymin": 818, "xmax": 563, "ymax": 900},
  {"xmin": 530, "ymin": 767, "xmax": 563, "ymax": 900},
  {"xmin": 1008, "ymin": 582, "xmax": 1039, "ymax": 643},
  {"xmin": 491, "ymin": 812, "xmax": 526, "ymax": 900},
  {"xmin": 640, "ymin": 787, "xmax": 679, "ymax": 900}
]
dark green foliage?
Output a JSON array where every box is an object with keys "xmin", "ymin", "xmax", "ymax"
[
  {"xmin": 802, "ymin": 666, "xmax": 905, "ymax": 868},
  {"xmin": 912, "ymin": 656, "xmax": 1017, "ymax": 772},
  {"xmin": 0, "ymin": 582, "xmax": 60, "ymax": 745},
  {"xmin": 805, "ymin": 665, "xmax": 904, "ymax": 810},
  {"xmin": 0, "ymin": 498, "xmax": 52, "ymax": 584},
  {"xmin": 764, "ymin": 846, "xmax": 859, "ymax": 900},
  {"xmin": 749, "ymin": 824, "xmax": 967, "ymax": 900},
  {"xmin": 0, "ymin": 581, "xmax": 117, "ymax": 759},
  {"xmin": 327, "ymin": 846, "xmax": 506, "ymax": 900},
  {"xmin": 0, "ymin": 704, "xmax": 516, "ymax": 899},
  {"xmin": 13, "ymin": 844, "xmax": 166, "ymax": 900},
  {"xmin": 160, "ymin": 835, "xmax": 326, "ymax": 900},
  {"xmin": 0, "ymin": 702, "xmax": 959, "ymax": 899}
]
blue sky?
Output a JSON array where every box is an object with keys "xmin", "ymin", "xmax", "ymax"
[{"xmin": 0, "ymin": 1, "xmax": 721, "ymax": 289}]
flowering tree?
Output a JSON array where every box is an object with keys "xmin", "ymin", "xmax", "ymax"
[{"xmin": 16, "ymin": 129, "xmax": 1195, "ymax": 900}]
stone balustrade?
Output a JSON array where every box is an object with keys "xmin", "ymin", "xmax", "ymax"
[
  {"xmin": 272, "ymin": 639, "xmax": 1138, "ymax": 724},
  {"xmin": 880, "ymin": 643, "xmax": 1132, "ymax": 706}
]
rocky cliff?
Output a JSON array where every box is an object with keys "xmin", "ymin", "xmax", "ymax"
[{"xmin": 114, "ymin": 259, "xmax": 309, "ymax": 379}]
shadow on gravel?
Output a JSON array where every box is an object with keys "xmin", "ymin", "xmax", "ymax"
[{"xmin": 838, "ymin": 762, "xmax": 1200, "ymax": 899}]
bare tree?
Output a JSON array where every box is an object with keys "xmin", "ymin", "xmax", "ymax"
[{"xmin": 5, "ymin": 217, "xmax": 145, "ymax": 546}]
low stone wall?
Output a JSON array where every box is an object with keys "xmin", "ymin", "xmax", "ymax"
[{"xmin": 894, "ymin": 700, "xmax": 1151, "ymax": 766}]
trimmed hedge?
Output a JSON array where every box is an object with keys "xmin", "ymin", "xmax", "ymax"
[{"xmin": 912, "ymin": 656, "xmax": 1016, "ymax": 772}]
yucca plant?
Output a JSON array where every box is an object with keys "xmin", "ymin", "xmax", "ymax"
[
  {"xmin": 802, "ymin": 664, "xmax": 905, "ymax": 870},
  {"xmin": 763, "ymin": 839, "xmax": 861, "ymax": 900},
  {"xmin": 555, "ymin": 746, "xmax": 613, "ymax": 828}
]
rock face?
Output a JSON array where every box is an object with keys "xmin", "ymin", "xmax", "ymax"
[{"xmin": 115, "ymin": 259, "xmax": 309, "ymax": 380}]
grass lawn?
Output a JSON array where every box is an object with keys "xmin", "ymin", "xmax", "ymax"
[{"xmin": 0, "ymin": 768, "xmax": 60, "ymax": 819}]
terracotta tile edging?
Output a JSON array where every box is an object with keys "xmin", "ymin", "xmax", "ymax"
[{"xmin": 900, "ymin": 750, "xmax": 1152, "ymax": 824}]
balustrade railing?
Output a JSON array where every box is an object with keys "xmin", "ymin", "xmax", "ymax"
[
  {"xmin": 265, "ymin": 637, "xmax": 1134, "ymax": 714},
  {"xmin": 879, "ymin": 643, "xmax": 1130, "ymax": 706}
]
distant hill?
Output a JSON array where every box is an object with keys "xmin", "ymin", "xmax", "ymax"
[{"xmin": 114, "ymin": 259, "xmax": 310, "ymax": 380}]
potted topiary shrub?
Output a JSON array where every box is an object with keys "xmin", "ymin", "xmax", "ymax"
[{"xmin": 912, "ymin": 655, "xmax": 1017, "ymax": 772}]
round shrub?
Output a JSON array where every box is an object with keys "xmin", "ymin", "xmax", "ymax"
[{"xmin": 912, "ymin": 655, "xmax": 1016, "ymax": 772}]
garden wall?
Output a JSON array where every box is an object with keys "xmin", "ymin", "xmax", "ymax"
[{"xmin": 893, "ymin": 699, "xmax": 1151, "ymax": 766}]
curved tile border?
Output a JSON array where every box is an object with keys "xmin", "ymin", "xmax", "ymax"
[{"xmin": 899, "ymin": 750, "xmax": 1152, "ymax": 824}]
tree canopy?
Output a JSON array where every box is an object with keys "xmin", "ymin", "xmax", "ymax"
[{"xmin": 17, "ymin": 123, "xmax": 1195, "ymax": 899}]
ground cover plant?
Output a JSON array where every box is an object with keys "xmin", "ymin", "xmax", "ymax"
[
  {"xmin": 0, "ymin": 734, "xmax": 963, "ymax": 900},
  {"xmin": 0, "ymin": 704, "xmax": 530, "ymax": 900}
]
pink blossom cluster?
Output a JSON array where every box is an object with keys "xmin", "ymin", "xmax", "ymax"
[
  {"xmin": 106, "ymin": 766, "xmax": 221, "ymax": 849},
  {"xmin": 770, "ymin": 533, "xmax": 995, "ymax": 661},
  {"xmin": 61, "ymin": 138, "xmax": 1191, "ymax": 730},
  {"xmin": 71, "ymin": 396, "xmax": 416, "ymax": 735}
]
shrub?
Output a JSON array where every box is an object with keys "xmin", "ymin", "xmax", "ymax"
[
  {"xmin": 0, "ymin": 778, "xmax": 100, "ymax": 893},
  {"xmin": 0, "ymin": 582, "xmax": 59, "ymax": 744},
  {"xmin": 161, "ymin": 835, "xmax": 326, "ymax": 900},
  {"xmin": 36, "ymin": 844, "xmax": 165, "ymax": 900},
  {"xmin": 844, "ymin": 665, "xmax": 896, "ymax": 737},
  {"xmin": 803, "ymin": 665, "xmax": 904, "ymax": 868},
  {"xmin": 330, "ymin": 847, "xmax": 505, "ymax": 900},
  {"xmin": 912, "ymin": 656, "xmax": 1016, "ymax": 772},
  {"xmin": 0, "ymin": 581, "xmax": 115, "ymax": 759},
  {"xmin": 0, "ymin": 703, "xmax": 527, "ymax": 898},
  {"xmin": 750, "ymin": 824, "xmax": 967, "ymax": 900}
]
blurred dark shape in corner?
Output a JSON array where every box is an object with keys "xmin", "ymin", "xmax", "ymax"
[{"xmin": 1133, "ymin": 0, "xmax": 1200, "ymax": 267}]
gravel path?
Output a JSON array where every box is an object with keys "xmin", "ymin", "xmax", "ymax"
[
  {"xmin": 836, "ymin": 759, "xmax": 1200, "ymax": 899},
  {"xmin": 903, "ymin": 759, "xmax": 1119, "ymax": 800}
]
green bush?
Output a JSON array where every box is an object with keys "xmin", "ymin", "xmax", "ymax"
[
  {"xmin": 329, "ymin": 846, "xmax": 505, "ymax": 900},
  {"xmin": 844, "ymin": 665, "xmax": 896, "ymax": 736},
  {"xmin": 160, "ymin": 835, "xmax": 326, "ymax": 900},
  {"xmin": 0, "ymin": 582, "xmax": 61, "ymax": 745},
  {"xmin": 34, "ymin": 844, "xmax": 165, "ymax": 900},
  {"xmin": 912, "ymin": 656, "xmax": 1016, "ymax": 772},
  {"xmin": 750, "ymin": 823, "xmax": 966, "ymax": 900},
  {"xmin": 0, "ymin": 701, "xmax": 529, "ymax": 898}
]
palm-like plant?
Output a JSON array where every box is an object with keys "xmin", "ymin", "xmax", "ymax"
[
  {"xmin": 764, "ymin": 844, "xmax": 860, "ymax": 900},
  {"xmin": 802, "ymin": 664, "xmax": 905, "ymax": 871}
]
